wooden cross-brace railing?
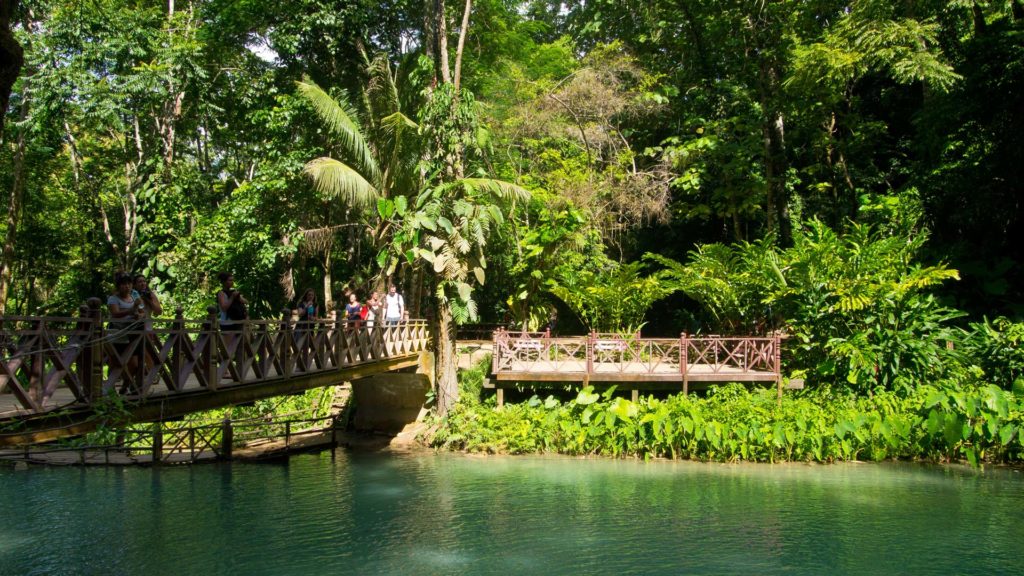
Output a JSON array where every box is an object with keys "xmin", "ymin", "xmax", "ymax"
[
  {"xmin": 492, "ymin": 329, "xmax": 784, "ymax": 396},
  {"xmin": 0, "ymin": 298, "xmax": 430, "ymax": 417}
]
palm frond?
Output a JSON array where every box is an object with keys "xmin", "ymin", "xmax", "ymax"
[
  {"xmin": 458, "ymin": 178, "xmax": 531, "ymax": 203},
  {"xmin": 379, "ymin": 111, "xmax": 418, "ymax": 136},
  {"xmin": 298, "ymin": 226, "xmax": 338, "ymax": 255},
  {"xmin": 296, "ymin": 79, "xmax": 382, "ymax": 186},
  {"xmin": 304, "ymin": 157, "xmax": 380, "ymax": 207},
  {"xmin": 366, "ymin": 54, "xmax": 401, "ymax": 120}
]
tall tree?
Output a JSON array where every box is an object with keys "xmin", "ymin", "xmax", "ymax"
[{"xmin": 0, "ymin": 0, "xmax": 22, "ymax": 142}]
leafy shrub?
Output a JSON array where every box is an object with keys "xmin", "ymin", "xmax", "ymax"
[
  {"xmin": 959, "ymin": 317, "xmax": 1024, "ymax": 390},
  {"xmin": 431, "ymin": 384, "xmax": 1024, "ymax": 466},
  {"xmin": 650, "ymin": 219, "xmax": 964, "ymax": 394}
]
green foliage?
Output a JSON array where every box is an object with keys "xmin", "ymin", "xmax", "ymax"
[
  {"xmin": 651, "ymin": 219, "xmax": 963, "ymax": 393},
  {"xmin": 456, "ymin": 354, "xmax": 492, "ymax": 407},
  {"xmin": 432, "ymin": 383, "xmax": 1024, "ymax": 466},
  {"xmin": 550, "ymin": 258, "xmax": 674, "ymax": 332},
  {"xmin": 384, "ymin": 83, "xmax": 530, "ymax": 324},
  {"xmin": 959, "ymin": 318, "xmax": 1024, "ymax": 390}
]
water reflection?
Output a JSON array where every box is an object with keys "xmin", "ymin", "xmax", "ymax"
[{"xmin": 0, "ymin": 454, "xmax": 1021, "ymax": 575}]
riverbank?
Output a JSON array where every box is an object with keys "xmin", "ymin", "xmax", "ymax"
[{"xmin": 427, "ymin": 382, "xmax": 1024, "ymax": 466}]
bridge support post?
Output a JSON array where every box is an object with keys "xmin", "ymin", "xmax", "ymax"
[
  {"xmin": 151, "ymin": 422, "xmax": 163, "ymax": 466},
  {"xmin": 221, "ymin": 418, "xmax": 233, "ymax": 460},
  {"xmin": 349, "ymin": 351, "xmax": 434, "ymax": 434}
]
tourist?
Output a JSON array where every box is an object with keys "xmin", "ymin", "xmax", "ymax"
[
  {"xmin": 365, "ymin": 291, "xmax": 381, "ymax": 328},
  {"xmin": 132, "ymin": 274, "xmax": 163, "ymax": 368},
  {"xmin": 216, "ymin": 272, "xmax": 248, "ymax": 331},
  {"xmin": 132, "ymin": 274, "xmax": 163, "ymax": 329},
  {"xmin": 296, "ymin": 288, "xmax": 319, "ymax": 326},
  {"xmin": 345, "ymin": 292, "xmax": 362, "ymax": 329},
  {"xmin": 384, "ymin": 284, "xmax": 404, "ymax": 326},
  {"xmin": 107, "ymin": 272, "xmax": 145, "ymax": 379}
]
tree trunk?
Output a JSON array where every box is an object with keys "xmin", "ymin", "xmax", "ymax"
[
  {"xmin": 452, "ymin": 0, "xmax": 472, "ymax": 92},
  {"xmin": 760, "ymin": 80, "xmax": 789, "ymax": 244},
  {"xmin": 322, "ymin": 250, "xmax": 333, "ymax": 311},
  {"xmin": 0, "ymin": 95, "xmax": 28, "ymax": 314},
  {"xmin": 435, "ymin": 297, "xmax": 458, "ymax": 416},
  {"xmin": 280, "ymin": 233, "xmax": 295, "ymax": 303},
  {"xmin": 0, "ymin": 0, "xmax": 22, "ymax": 143},
  {"xmin": 427, "ymin": 0, "xmax": 451, "ymax": 84}
]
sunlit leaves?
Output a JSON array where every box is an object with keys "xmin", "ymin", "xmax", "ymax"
[
  {"xmin": 303, "ymin": 157, "xmax": 380, "ymax": 207},
  {"xmin": 295, "ymin": 79, "xmax": 382, "ymax": 187}
]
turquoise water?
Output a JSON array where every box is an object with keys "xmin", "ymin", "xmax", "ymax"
[{"xmin": 1, "ymin": 452, "xmax": 1022, "ymax": 575}]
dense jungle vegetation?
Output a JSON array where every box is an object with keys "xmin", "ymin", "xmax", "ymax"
[{"xmin": 1, "ymin": 1, "xmax": 1023, "ymax": 437}]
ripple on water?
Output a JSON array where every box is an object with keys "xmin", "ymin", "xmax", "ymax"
[{"xmin": 1, "ymin": 455, "xmax": 1022, "ymax": 575}]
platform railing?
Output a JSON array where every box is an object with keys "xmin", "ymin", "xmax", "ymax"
[
  {"xmin": 0, "ymin": 299, "xmax": 430, "ymax": 416},
  {"xmin": 492, "ymin": 329, "xmax": 782, "ymax": 384}
]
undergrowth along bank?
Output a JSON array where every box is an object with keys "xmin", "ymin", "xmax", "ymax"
[{"xmin": 431, "ymin": 378, "xmax": 1024, "ymax": 466}]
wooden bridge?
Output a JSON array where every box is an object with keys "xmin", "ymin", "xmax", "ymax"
[
  {"xmin": 489, "ymin": 329, "xmax": 788, "ymax": 404},
  {"xmin": 0, "ymin": 299, "xmax": 430, "ymax": 446}
]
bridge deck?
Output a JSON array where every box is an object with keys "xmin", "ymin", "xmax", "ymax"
[{"xmin": 0, "ymin": 305, "xmax": 429, "ymax": 445}]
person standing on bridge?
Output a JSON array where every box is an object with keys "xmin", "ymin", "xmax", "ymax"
[
  {"xmin": 132, "ymin": 274, "xmax": 163, "ymax": 369},
  {"xmin": 365, "ymin": 291, "xmax": 382, "ymax": 329},
  {"xmin": 384, "ymin": 284, "xmax": 404, "ymax": 327},
  {"xmin": 108, "ymin": 272, "xmax": 145, "ymax": 383},
  {"xmin": 217, "ymin": 272, "xmax": 248, "ymax": 332},
  {"xmin": 345, "ymin": 292, "xmax": 363, "ymax": 330},
  {"xmin": 296, "ymin": 288, "xmax": 319, "ymax": 326},
  {"xmin": 132, "ymin": 274, "xmax": 163, "ymax": 329}
]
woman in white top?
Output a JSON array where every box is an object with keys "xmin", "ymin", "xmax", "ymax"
[{"xmin": 107, "ymin": 272, "xmax": 145, "ymax": 375}]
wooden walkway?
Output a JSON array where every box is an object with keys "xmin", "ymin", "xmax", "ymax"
[
  {"xmin": 489, "ymin": 329, "xmax": 788, "ymax": 403},
  {"xmin": 0, "ymin": 415, "xmax": 343, "ymax": 466},
  {"xmin": 0, "ymin": 301, "xmax": 430, "ymax": 445}
]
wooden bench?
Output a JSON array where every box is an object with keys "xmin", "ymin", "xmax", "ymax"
[
  {"xmin": 512, "ymin": 339, "xmax": 544, "ymax": 352},
  {"xmin": 593, "ymin": 339, "xmax": 627, "ymax": 352}
]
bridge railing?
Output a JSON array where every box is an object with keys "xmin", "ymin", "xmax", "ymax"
[
  {"xmin": 0, "ymin": 300, "xmax": 430, "ymax": 416},
  {"xmin": 492, "ymin": 329, "xmax": 782, "ymax": 381}
]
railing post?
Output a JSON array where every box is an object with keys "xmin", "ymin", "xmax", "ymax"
[
  {"xmin": 28, "ymin": 317, "xmax": 43, "ymax": 405},
  {"xmin": 586, "ymin": 332, "xmax": 595, "ymax": 375},
  {"xmin": 491, "ymin": 329, "xmax": 501, "ymax": 374},
  {"xmin": 86, "ymin": 298, "xmax": 104, "ymax": 402},
  {"xmin": 681, "ymin": 332, "xmax": 688, "ymax": 396},
  {"xmin": 285, "ymin": 421, "xmax": 291, "ymax": 448},
  {"xmin": 205, "ymin": 306, "xmax": 220, "ymax": 390},
  {"xmin": 221, "ymin": 417, "xmax": 233, "ymax": 460},
  {"xmin": 152, "ymin": 422, "xmax": 163, "ymax": 466},
  {"xmin": 238, "ymin": 319, "xmax": 250, "ymax": 382},
  {"xmin": 775, "ymin": 331, "xmax": 783, "ymax": 401},
  {"xmin": 170, "ymin": 307, "xmax": 184, "ymax": 391},
  {"xmin": 280, "ymin": 308, "xmax": 293, "ymax": 378},
  {"xmin": 334, "ymin": 310, "xmax": 346, "ymax": 367},
  {"xmin": 76, "ymin": 303, "xmax": 93, "ymax": 403}
]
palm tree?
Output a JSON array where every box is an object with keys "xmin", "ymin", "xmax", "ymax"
[
  {"xmin": 298, "ymin": 60, "xmax": 529, "ymax": 416},
  {"xmin": 295, "ymin": 54, "xmax": 420, "ymax": 305}
]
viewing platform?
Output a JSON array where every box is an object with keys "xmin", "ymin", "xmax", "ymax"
[{"xmin": 488, "ymin": 329, "xmax": 793, "ymax": 405}]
